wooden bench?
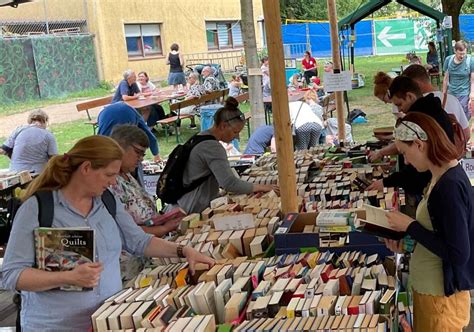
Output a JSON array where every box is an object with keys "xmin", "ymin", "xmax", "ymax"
[
  {"xmin": 158, "ymin": 89, "xmax": 229, "ymax": 143},
  {"xmin": 76, "ymin": 95, "xmax": 113, "ymax": 134}
]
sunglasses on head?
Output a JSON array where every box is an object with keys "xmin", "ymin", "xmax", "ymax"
[{"xmin": 226, "ymin": 112, "xmax": 246, "ymax": 123}]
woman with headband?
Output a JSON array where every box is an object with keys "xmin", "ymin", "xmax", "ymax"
[{"xmin": 384, "ymin": 112, "xmax": 474, "ymax": 331}]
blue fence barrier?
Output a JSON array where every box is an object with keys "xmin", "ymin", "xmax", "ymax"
[{"xmin": 282, "ymin": 14, "xmax": 474, "ymax": 59}]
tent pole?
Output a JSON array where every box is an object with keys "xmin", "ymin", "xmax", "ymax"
[
  {"xmin": 262, "ymin": 0, "xmax": 298, "ymax": 214},
  {"xmin": 327, "ymin": 0, "xmax": 346, "ymax": 145}
]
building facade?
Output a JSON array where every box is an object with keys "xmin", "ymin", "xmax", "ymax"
[{"xmin": 0, "ymin": 0, "xmax": 265, "ymax": 83}]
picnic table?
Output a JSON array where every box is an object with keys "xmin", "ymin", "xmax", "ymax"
[{"xmin": 125, "ymin": 89, "xmax": 186, "ymax": 110}]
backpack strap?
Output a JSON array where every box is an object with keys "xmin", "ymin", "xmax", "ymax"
[
  {"xmin": 101, "ymin": 189, "xmax": 116, "ymax": 219},
  {"xmin": 34, "ymin": 190, "xmax": 116, "ymax": 228},
  {"xmin": 34, "ymin": 191, "xmax": 55, "ymax": 228},
  {"xmin": 181, "ymin": 134, "xmax": 217, "ymax": 195}
]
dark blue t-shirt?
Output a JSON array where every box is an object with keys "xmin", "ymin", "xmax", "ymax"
[
  {"xmin": 112, "ymin": 80, "xmax": 140, "ymax": 103},
  {"xmin": 244, "ymin": 125, "xmax": 274, "ymax": 155}
]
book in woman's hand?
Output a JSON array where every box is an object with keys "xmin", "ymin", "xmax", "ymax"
[
  {"xmin": 34, "ymin": 227, "xmax": 95, "ymax": 291},
  {"xmin": 357, "ymin": 204, "xmax": 405, "ymax": 240}
]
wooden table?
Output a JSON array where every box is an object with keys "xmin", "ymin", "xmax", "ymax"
[{"xmin": 125, "ymin": 89, "xmax": 186, "ymax": 110}]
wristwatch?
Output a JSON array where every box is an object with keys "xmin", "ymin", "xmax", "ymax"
[{"xmin": 177, "ymin": 244, "xmax": 186, "ymax": 258}]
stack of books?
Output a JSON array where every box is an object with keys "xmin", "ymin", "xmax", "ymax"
[{"xmin": 92, "ymin": 249, "xmax": 399, "ymax": 331}]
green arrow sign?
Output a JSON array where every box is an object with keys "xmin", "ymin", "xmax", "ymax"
[{"xmin": 375, "ymin": 19, "xmax": 415, "ymax": 54}]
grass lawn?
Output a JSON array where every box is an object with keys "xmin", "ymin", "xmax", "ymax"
[{"xmin": 0, "ymin": 54, "xmax": 411, "ymax": 169}]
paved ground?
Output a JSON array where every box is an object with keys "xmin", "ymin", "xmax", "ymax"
[{"xmin": 0, "ymin": 100, "xmax": 102, "ymax": 138}]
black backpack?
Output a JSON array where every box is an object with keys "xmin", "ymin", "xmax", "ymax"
[
  {"xmin": 157, "ymin": 134, "xmax": 216, "ymax": 204},
  {"xmin": 11, "ymin": 189, "xmax": 116, "ymax": 331}
]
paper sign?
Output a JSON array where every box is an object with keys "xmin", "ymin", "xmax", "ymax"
[
  {"xmin": 143, "ymin": 174, "xmax": 160, "ymax": 196},
  {"xmin": 461, "ymin": 159, "xmax": 474, "ymax": 180},
  {"xmin": 323, "ymin": 71, "xmax": 353, "ymax": 92},
  {"xmin": 213, "ymin": 213, "xmax": 255, "ymax": 231},
  {"xmin": 247, "ymin": 67, "xmax": 263, "ymax": 76}
]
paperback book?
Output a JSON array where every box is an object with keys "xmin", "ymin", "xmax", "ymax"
[{"xmin": 34, "ymin": 227, "xmax": 95, "ymax": 291}]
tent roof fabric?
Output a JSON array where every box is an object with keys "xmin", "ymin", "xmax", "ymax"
[{"xmin": 338, "ymin": 0, "xmax": 446, "ymax": 29}]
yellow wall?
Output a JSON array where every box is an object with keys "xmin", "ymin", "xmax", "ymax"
[
  {"xmin": 0, "ymin": 0, "xmax": 85, "ymax": 20},
  {"xmin": 90, "ymin": 0, "xmax": 264, "ymax": 83},
  {"xmin": 1, "ymin": 0, "xmax": 264, "ymax": 84}
]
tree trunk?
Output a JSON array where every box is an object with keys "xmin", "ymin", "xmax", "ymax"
[
  {"xmin": 241, "ymin": 0, "xmax": 266, "ymax": 131},
  {"xmin": 441, "ymin": 0, "xmax": 465, "ymax": 42}
]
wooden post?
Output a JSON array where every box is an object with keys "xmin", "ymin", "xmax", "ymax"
[
  {"xmin": 327, "ymin": 0, "xmax": 346, "ymax": 144},
  {"xmin": 262, "ymin": 0, "xmax": 298, "ymax": 214}
]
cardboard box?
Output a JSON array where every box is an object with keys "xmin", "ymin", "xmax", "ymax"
[{"xmin": 274, "ymin": 212, "xmax": 391, "ymax": 257}]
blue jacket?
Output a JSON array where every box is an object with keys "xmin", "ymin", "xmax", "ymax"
[
  {"xmin": 97, "ymin": 102, "xmax": 159, "ymax": 156},
  {"xmin": 407, "ymin": 164, "xmax": 474, "ymax": 296}
]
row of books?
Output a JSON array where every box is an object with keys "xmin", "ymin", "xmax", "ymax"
[{"xmin": 231, "ymin": 314, "xmax": 386, "ymax": 332}]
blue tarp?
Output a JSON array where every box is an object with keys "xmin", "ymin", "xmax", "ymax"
[{"xmin": 282, "ymin": 14, "xmax": 473, "ymax": 59}]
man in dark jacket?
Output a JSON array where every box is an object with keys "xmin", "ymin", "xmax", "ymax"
[{"xmin": 368, "ymin": 76, "xmax": 455, "ymax": 210}]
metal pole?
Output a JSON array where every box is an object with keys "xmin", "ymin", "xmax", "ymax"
[
  {"xmin": 43, "ymin": 0, "xmax": 50, "ymax": 34},
  {"xmin": 306, "ymin": 23, "xmax": 310, "ymax": 52}
]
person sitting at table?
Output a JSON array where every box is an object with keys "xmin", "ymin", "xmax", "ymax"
[
  {"xmin": 301, "ymin": 50, "xmax": 318, "ymax": 85},
  {"xmin": 136, "ymin": 71, "xmax": 166, "ymax": 130},
  {"xmin": 202, "ymin": 66, "xmax": 220, "ymax": 93},
  {"xmin": 97, "ymin": 102, "xmax": 160, "ymax": 162},
  {"xmin": 425, "ymin": 41, "xmax": 439, "ymax": 73},
  {"xmin": 289, "ymin": 101, "xmax": 324, "ymax": 150},
  {"xmin": 1, "ymin": 135, "xmax": 214, "ymax": 331},
  {"xmin": 112, "ymin": 69, "xmax": 141, "ymax": 103},
  {"xmin": 175, "ymin": 73, "xmax": 205, "ymax": 130},
  {"xmin": 0, "ymin": 109, "xmax": 57, "ymax": 174},
  {"xmin": 244, "ymin": 125, "xmax": 276, "ymax": 155},
  {"xmin": 165, "ymin": 97, "xmax": 278, "ymax": 214},
  {"xmin": 228, "ymin": 75, "xmax": 242, "ymax": 97},
  {"xmin": 288, "ymin": 73, "xmax": 302, "ymax": 91}
]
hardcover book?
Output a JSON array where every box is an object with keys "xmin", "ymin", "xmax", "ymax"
[{"xmin": 34, "ymin": 227, "xmax": 95, "ymax": 291}]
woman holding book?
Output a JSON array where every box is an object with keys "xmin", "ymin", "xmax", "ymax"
[
  {"xmin": 1, "ymin": 135, "xmax": 214, "ymax": 331},
  {"xmin": 384, "ymin": 112, "xmax": 474, "ymax": 331}
]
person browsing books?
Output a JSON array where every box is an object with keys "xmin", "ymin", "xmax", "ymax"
[
  {"xmin": 110, "ymin": 125, "xmax": 179, "ymax": 236},
  {"xmin": 166, "ymin": 97, "xmax": 279, "ymax": 214},
  {"xmin": 383, "ymin": 112, "xmax": 474, "ymax": 331},
  {"xmin": 1, "ymin": 135, "xmax": 214, "ymax": 331}
]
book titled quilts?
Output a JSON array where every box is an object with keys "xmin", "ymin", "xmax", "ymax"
[{"xmin": 34, "ymin": 227, "xmax": 95, "ymax": 291}]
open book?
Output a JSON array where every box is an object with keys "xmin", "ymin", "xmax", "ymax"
[{"xmin": 357, "ymin": 204, "xmax": 405, "ymax": 240}]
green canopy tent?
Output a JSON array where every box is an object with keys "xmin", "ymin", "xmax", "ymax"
[{"xmin": 338, "ymin": 0, "xmax": 453, "ymax": 71}]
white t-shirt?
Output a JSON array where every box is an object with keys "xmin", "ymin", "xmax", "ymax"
[
  {"xmin": 289, "ymin": 101, "xmax": 324, "ymax": 129},
  {"xmin": 424, "ymin": 91, "xmax": 468, "ymax": 129}
]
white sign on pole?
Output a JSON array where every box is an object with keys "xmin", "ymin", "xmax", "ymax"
[
  {"xmin": 323, "ymin": 71, "xmax": 353, "ymax": 92},
  {"xmin": 460, "ymin": 159, "xmax": 474, "ymax": 186}
]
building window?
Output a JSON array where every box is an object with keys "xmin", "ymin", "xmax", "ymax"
[
  {"xmin": 205, "ymin": 21, "xmax": 243, "ymax": 50},
  {"xmin": 124, "ymin": 24, "xmax": 162, "ymax": 58}
]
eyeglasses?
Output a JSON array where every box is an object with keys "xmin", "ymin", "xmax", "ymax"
[{"xmin": 132, "ymin": 145, "xmax": 147, "ymax": 157}]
